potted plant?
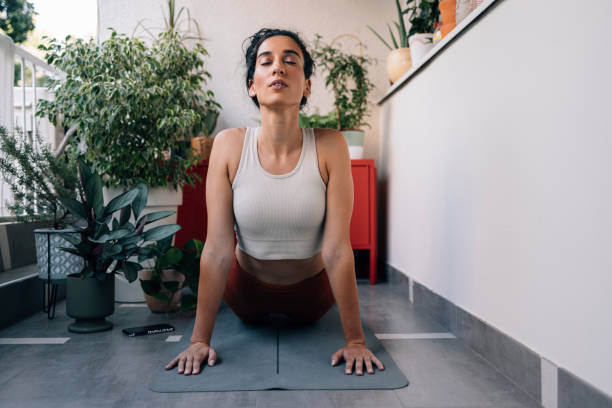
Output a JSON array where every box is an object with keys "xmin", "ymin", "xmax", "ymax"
[
  {"xmin": 0, "ymin": 124, "xmax": 82, "ymax": 318},
  {"xmin": 311, "ymin": 33, "xmax": 376, "ymax": 159},
  {"xmin": 37, "ymin": 27, "xmax": 220, "ymax": 300},
  {"xmin": 138, "ymin": 237, "xmax": 203, "ymax": 313},
  {"xmin": 57, "ymin": 161, "xmax": 181, "ymax": 333},
  {"xmin": 405, "ymin": 0, "xmax": 440, "ymax": 64},
  {"xmin": 367, "ymin": 0, "xmax": 413, "ymax": 84},
  {"xmin": 133, "ymin": 0, "xmax": 221, "ymax": 163}
]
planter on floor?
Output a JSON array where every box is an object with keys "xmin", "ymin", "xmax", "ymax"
[{"xmin": 66, "ymin": 273, "xmax": 115, "ymax": 333}]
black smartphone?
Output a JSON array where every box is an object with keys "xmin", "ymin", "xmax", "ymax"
[{"xmin": 122, "ymin": 323, "xmax": 175, "ymax": 337}]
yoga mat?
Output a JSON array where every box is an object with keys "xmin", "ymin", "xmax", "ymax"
[{"xmin": 150, "ymin": 301, "xmax": 409, "ymax": 392}]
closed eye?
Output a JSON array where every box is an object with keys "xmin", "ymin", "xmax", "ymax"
[{"xmin": 261, "ymin": 61, "xmax": 296, "ymax": 65}]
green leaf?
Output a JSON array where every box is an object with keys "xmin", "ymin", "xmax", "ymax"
[
  {"xmin": 136, "ymin": 210, "xmax": 174, "ymax": 226},
  {"xmin": 160, "ymin": 246, "xmax": 182, "ymax": 269},
  {"xmin": 131, "ymin": 184, "xmax": 148, "ymax": 219},
  {"xmin": 58, "ymin": 197, "xmax": 88, "ymax": 221},
  {"xmin": 59, "ymin": 233, "xmax": 81, "ymax": 247},
  {"xmin": 103, "ymin": 189, "xmax": 139, "ymax": 216},
  {"xmin": 180, "ymin": 294, "xmax": 197, "ymax": 310},
  {"xmin": 85, "ymin": 172, "xmax": 104, "ymax": 218},
  {"xmin": 58, "ymin": 246, "xmax": 81, "ymax": 257},
  {"xmin": 89, "ymin": 228, "xmax": 131, "ymax": 243},
  {"xmin": 143, "ymin": 224, "xmax": 181, "ymax": 242},
  {"xmin": 161, "ymin": 280, "xmax": 181, "ymax": 292},
  {"xmin": 139, "ymin": 278, "xmax": 161, "ymax": 296},
  {"xmin": 119, "ymin": 206, "xmax": 131, "ymax": 226}
]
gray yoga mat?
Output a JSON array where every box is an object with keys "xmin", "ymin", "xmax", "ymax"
[{"xmin": 150, "ymin": 301, "xmax": 409, "ymax": 392}]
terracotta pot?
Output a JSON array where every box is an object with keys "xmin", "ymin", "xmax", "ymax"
[
  {"xmin": 439, "ymin": 0, "xmax": 457, "ymax": 25},
  {"xmin": 386, "ymin": 48, "xmax": 412, "ymax": 84},
  {"xmin": 139, "ymin": 268, "xmax": 185, "ymax": 313},
  {"xmin": 191, "ymin": 136, "xmax": 214, "ymax": 161}
]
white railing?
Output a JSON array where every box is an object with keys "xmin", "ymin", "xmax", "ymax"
[{"xmin": 0, "ymin": 31, "xmax": 65, "ymax": 218}]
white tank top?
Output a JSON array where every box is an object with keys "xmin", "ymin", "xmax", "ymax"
[{"xmin": 232, "ymin": 126, "xmax": 327, "ymax": 260}]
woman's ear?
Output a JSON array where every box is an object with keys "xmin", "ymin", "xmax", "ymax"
[
  {"xmin": 248, "ymin": 79, "xmax": 256, "ymax": 97},
  {"xmin": 303, "ymin": 78, "xmax": 312, "ymax": 98}
]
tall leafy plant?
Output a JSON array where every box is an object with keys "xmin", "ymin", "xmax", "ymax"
[
  {"xmin": 310, "ymin": 34, "xmax": 376, "ymax": 131},
  {"xmin": 37, "ymin": 28, "xmax": 221, "ymax": 189},
  {"xmin": 0, "ymin": 124, "xmax": 78, "ymax": 228}
]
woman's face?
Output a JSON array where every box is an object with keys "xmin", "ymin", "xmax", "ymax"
[{"xmin": 249, "ymin": 35, "xmax": 311, "ymax": 109}]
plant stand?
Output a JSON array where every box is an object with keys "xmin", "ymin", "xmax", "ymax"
[{"xmin": 34, "ymin": 229, "xmax": 84, "ymax": 319}]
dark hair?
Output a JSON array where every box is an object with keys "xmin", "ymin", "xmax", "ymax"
[{"xmin": 243, "ymin": 28, "xmax": 315, "ymax": 110}]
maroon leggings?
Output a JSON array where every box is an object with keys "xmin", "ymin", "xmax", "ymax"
[{"xmin": 222, "ymin": 254, "xmax": 336, "ymax": 324}]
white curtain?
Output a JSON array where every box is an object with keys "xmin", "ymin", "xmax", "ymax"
[{"xmin": 0, "ymin": 32, "xmax": 14, "ymax": 133}]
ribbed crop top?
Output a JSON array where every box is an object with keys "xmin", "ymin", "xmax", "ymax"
[{"xmin": 232, "ymin": 126, "xmax": 327, "ymax": 260}]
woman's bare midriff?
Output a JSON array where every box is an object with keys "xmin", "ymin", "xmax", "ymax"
[{"xmin": 227, "ymin": 126, "xmax": 329, "ymax": 286}]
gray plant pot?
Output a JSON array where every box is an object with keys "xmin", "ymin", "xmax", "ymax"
[{"xmin": 66, "ymin": 273, "xmax": 115, "ymax": 333}]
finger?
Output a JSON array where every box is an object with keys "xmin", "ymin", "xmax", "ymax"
[
  {"xmin": 184, "ymin": 357, "xmax": 193, "ymax": 375},
  {"xmin": 165, "ymin": 356, "xmax": 178, "ymax": 370},
  {"xmin": 372, "ymin": 355, "xmax": 385, "ymax": 370},
  {"xmin": 345, "ymin": 358, "xmax": 354, "ymax": 375},
  {"xmin": 331, "ymin": 349, "xmax": 343, "ymax": 366},
  {"xmin": 365, "ymin": 358, "xmax": 374, "ymax": 374},
  {"xmin": 178, "ymin": 357, "xmax": 186, "ymax": 373},
  {"xmin": 192, "ymin": 358, "xmax": 201, "ymax": 375},
  {"xmin": 355, "ymin": 357, "xmax": 364, "ymax": 375},
  {"xmin": 208, "ymin": 348, "xmax": 217, "ymax": 366}
]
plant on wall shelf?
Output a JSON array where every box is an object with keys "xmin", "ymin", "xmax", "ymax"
[{"xmin": 367, "ymin": 0, "xmax": 440, "ymax": 50}]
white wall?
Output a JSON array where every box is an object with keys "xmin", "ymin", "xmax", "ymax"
[
  {"xmin": 379, "ymin": 0, "xmax": 612, "ymax": 397},
  {"xmin": 98, "ymin": 0, "xmax": 396, "ymax": 163}
]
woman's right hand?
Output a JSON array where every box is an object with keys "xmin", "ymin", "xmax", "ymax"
[{"xmin": 165, "ymin": 341, "xmax": 218, "ymax": 375}]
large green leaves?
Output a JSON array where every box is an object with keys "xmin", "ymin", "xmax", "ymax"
[
  {"xmin": 143, "ymin": 224, "xmax": 181, "ymax": 242},
  {"xmin": 58, "ymin": 197, "xmax": 88, "ymax": 221},
  {"xmin": 131, "ymin": 184, "xmax": 148, "ymax": 219},
  {"xmin": 136, "ymin": 210, "xmax": 175, "ymax": 226},
  {"xmin": 103, "ymin": 189, "xmax": 139, "ymax": 216}
]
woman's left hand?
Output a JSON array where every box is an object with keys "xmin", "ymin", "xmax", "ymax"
[{"xmin": 331, "ymin": 343, "xmax": 385, "ymax": 375}]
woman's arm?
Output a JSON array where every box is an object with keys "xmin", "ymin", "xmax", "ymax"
[
  {"xmin": 190, "ymin": 129, "xmax": 238, "ymax": 344},
  {"xmin": 318, "ymin": 129, "xmax": 365, "ymax": 345}
]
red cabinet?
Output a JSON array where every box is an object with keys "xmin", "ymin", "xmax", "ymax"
[{"xmin": 175, "ymin": 159, "xmax": 378, "ymax": 284}]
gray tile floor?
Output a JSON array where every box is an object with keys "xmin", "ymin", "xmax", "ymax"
[{"xmin": 0, "ymin": 279, "xmax": 541, "ymax": 408}]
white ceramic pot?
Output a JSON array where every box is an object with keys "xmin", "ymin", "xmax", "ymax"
[
  {"xmin": 341, "ymin": 129, "xmax": 365, "ymax": 159},
  {"xmin": 408, "ymin": 33, "xmax": 435, "ymax": 65},
  {"xmin": 102, "ymin": 185, "xmax": 183, "ymax": 303}
]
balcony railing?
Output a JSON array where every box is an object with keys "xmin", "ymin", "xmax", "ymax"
[{"xmin": 0, "ymin": 31, "xmax": 65, "ymax": 218}]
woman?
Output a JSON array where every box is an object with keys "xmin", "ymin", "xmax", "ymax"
[{"xmin": 165, "ymin": 28, "xmax": 384, "ymax": 377}]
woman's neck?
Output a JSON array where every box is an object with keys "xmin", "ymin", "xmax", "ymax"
[{"xmin": 258, "ymin": 109, "xmax": 302, "ymax": 158}]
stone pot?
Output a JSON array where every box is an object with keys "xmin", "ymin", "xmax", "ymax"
[
  {"xmin": 66, "ymin": 273, "xmax": 115, "ymax": 333},
  {"xmin": 387, "ymin": 48, "xmax": 412, "ymax": 85},
  {"xmin": 139, "ymin": 268, "xmax": 185, "ymax": 313}
]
